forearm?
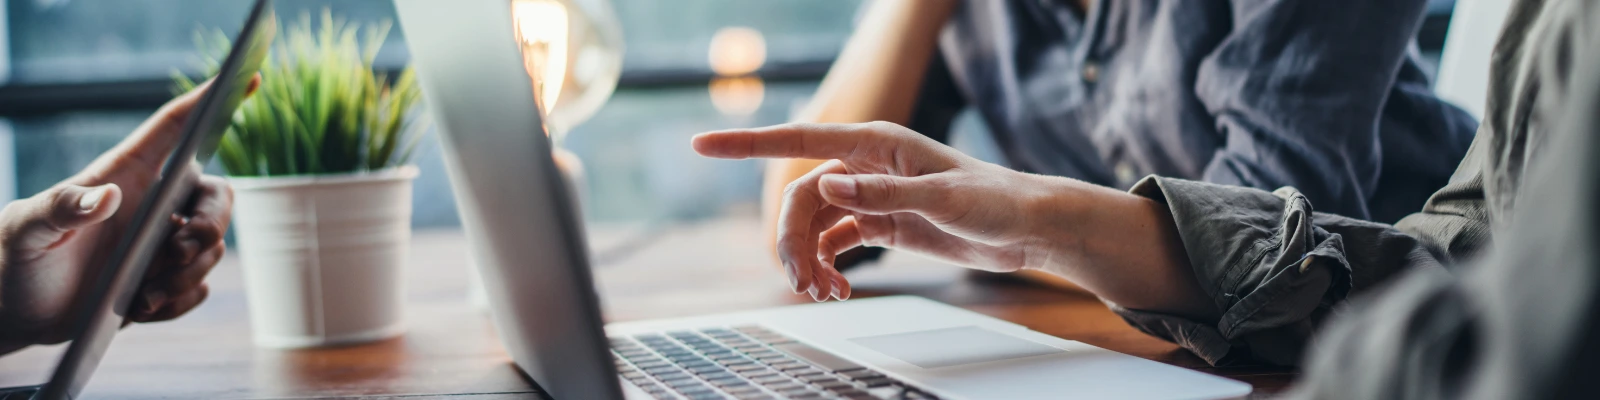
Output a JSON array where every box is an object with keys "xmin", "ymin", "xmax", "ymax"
[
  {"xmin": 796, "ymin": 0, "xmax": 954, "ymax": 124},
  {"xmin": 1023, "ymin": 175, "xmax": 1219, "ymax": 322}
]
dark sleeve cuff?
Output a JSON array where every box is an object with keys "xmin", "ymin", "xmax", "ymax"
[{"xmin": 1108, "ymin": 176, "xmax": 1358, "ymax": 366}]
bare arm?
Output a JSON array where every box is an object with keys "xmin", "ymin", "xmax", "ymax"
[
  {"xmin": 703, "ymin": 122, "xmax": 1218, "ymax": 322},
  {"xmin": 762, "ymin": 0, "xmax": 957, "ymax": 255}
]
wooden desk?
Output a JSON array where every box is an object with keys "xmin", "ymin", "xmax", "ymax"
[{"xmin": 0, "ymin": 218, "xmax": 1295, "ymax": 398}]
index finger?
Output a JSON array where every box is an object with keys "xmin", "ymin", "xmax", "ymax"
[
  {"xmin": 114, "ymin": 74, "xmax": 263, "ymax": 170},
  {"xmin": 692, "ymin": 122, "xmax": 895, "ymax": 160}
]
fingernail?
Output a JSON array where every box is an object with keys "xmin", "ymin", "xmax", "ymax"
[
  {"xmin": 785, "ymin": 264, "xmax": 800, "ymax": 293},
  {"xmin": 142, "ymin": 290, "xmax": 167, "ymax": 314},
  {"xmin": 79, "ymin": 186, "xmax": 110, "ymax": 211},
  {"xmin": 820, "ymin": 175, "xmax": 857, "ymax": 200}
]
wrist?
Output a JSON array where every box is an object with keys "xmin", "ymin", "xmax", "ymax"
[{"xmin": 1014, "ymin": 174, "xmax": 1096, "ymax": 273}]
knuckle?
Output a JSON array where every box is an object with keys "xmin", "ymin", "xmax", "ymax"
[
  {"xmin": 817, "ymin": 232, "xmax": 842, "ymax": 253},
  {"xmin": 188, "ymin": 217, "xmax": 225, "ymax": 239},
  {"xmin": 775, "ymin": 236, "xmax": 803, "ymax": 258},
  {"xmin": 871, "ymin": 176, "xmax": 899, "ymax": 203},
  {"xmin": 782, "ymin": 179, "xmax": 806, "ymax": 198},
  {"xmin": 0, "ymin": 199, "xmax": 24, "ymax": 220},
  {"xmin": 36, "ymin": 188, "xmax": 73, "ymax": 231},
  {"xmin": 863, "ymin": 120, "xmax": 899, "ymax": 133}
]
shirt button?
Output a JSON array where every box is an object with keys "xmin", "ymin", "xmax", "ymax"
[
  {"xmin": 1081, "ymin": 61, "xmax": 1101, "ymax": 83},
  {"xmin": 1114, "ymin": 162, "xmax": 1138, "ymax": 186}
]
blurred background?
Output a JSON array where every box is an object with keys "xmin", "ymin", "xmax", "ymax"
[{"xmin": 0, "ymin": 0, "xmax": 1460, "ymax": 232}]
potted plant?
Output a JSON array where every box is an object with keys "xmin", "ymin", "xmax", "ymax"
[{"xmin": 176, "ymin": 11, "xmax": 427, "ymax": 349}]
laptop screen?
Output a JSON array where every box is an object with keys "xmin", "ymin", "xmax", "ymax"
[{"xmin": 34, "ymin": 1, "xmax": 275, "ymax": 398}]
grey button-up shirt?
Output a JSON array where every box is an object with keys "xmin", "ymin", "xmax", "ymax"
[
  {"xmin": 907, "ymin": 0, "xmax": 1479, "ymax": 223},
  {"xmin": 1109, "ymin": 5, "xmax": 1599, "ymax": 395}
]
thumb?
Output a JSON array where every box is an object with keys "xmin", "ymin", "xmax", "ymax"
[
  {"xmin": 818, "ymin": 174, "xmax": 958, "ymax": 219},
  {"xmin": 33, "ymin": 184, "xmax": 122, "ymax": 235}
]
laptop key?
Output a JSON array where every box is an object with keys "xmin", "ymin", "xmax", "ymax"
[
  {"xmin": 857, "ymin": 377, "xmax": 895, "ymax": 388},
  {"xmin": 767, "ymin": 382, "xmax": 805, "ymax": 392},
  {"xmin": 780, "ymin": 390, "xmax": 826, "ymax": 400},
  {"xmin": 677, "ymin": 384, "xmax": 715, "ymax": 394},
  {"xmin": 740, "ymin": 369, "xmax": 778, "ymax": 379},
  {"xmin": 701, "ymin": 372, "xmax": 738, "ymax": 380},
  {"xmin": 802, "ymin": 376, "xmax": 841, "ymax": 385},
  {"xmin": 663, "ymin": 378, "xmax": 702, "ymax": 387},
  {"xmin": 817, "ymin": 381, "xmax": 855, "ymax": 391},
  {"xmin": 708, "ymin": 377, "xmax": 746, "ymax": 386},
  {"xmin": 752, "ymin": 375, "xmax": 789, "ymax": 385},
  {"xmin": 774, "ymin": 363, "xmax": 813, "ymax": 372},
  {"xmin": 645, "ymin": 366, "xmax": 681, "ymax": 375},
  {"xmin": 838, "ymin": 369, "xmax": 883, "ymax": 379},
  {"xmin": 828, "ymin": 386, "xmax": 870, "ymax": 396}
]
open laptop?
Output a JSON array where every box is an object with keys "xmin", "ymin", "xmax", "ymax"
[
  {"xmin": 0, "ymin": 1, "xmax": 274, "ymax": 399},
  {"xmin": 395, "ymin": 1, "xmax": 1253, "ymax": 399}
]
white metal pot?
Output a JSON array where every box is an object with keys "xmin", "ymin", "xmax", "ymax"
[{"xmin": 229, "ymin": 166, "xmax": 418, "ymax": 349}]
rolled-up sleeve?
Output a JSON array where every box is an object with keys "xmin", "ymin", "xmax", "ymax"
[
  {"xmin": 1195, "ymin": 0, "xmax": 1431, "ymax": 220},
  {"xmin": 1109, "ymin": 172, "xmax": 1475, "ymax": 366}
]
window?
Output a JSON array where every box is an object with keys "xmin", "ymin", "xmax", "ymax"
[
  {"xmin": 0, "ymin": 0, "xmax": 1460, "ymax": 229},
  {"xmin": 0, "ymin": 0, "xmax": 865, "ymax": 228}
]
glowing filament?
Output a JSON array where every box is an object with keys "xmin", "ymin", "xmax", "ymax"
[{"xmin": 513, "ymin": 0, "xmax": 569, "ymax": 115}]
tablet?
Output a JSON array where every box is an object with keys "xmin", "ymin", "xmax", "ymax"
[{"xmin": 31, "ymin": 1, "xmax": 275, "ymax": 398}]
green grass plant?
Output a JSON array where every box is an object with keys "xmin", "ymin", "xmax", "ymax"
[{"xmin": 176, "ymin": 10, "xmax": 426, "ymax": 177}]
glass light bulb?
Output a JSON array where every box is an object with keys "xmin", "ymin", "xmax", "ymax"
[{"xmin": 512, "ymin": 0, "xmax": 625, "ymax": 142}]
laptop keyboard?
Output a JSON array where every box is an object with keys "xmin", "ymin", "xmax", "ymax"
[{"xmin": 611, "ymin": 325, "xmax": 940, "ymax": 400}]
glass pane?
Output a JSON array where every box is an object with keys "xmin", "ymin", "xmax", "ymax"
[
  {"xmin": 6, "ymin": 0, "xmax": 407, "ymax": 84},
  {"xmin": 5, "ymin": 0, "xmax": 861, "ymax": 84}
]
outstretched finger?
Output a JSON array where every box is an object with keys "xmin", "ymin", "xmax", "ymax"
[{"xmin": 692, "ymin": 121, "xmax": 933, "ymax": 162}]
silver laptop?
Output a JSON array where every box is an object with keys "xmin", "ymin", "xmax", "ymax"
[{"xmin": 394, "ymin": 1, "xmax": 1253, "ymax": 399}]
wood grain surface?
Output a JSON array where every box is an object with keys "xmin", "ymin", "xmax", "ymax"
[{"xmin": 0, "ymin": 218, "xmax": 1295, "ymax": 399}]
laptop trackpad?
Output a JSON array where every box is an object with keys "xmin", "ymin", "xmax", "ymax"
[{"xmin": 848, "ymin": 326, "xmax": 1066, "ymax": 369}]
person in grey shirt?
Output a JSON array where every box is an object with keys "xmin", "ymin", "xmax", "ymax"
[
  {"xmin": 693, "ymin": 0, "xmax": 1597, "ymax": 392},
  {"xmin": 1287, "ymin": 0, "xmax": 1600, "ymax": 397},
  {"xmin": 761, "ymin": 0, "xmax": 1477, "ymax": 272}
]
